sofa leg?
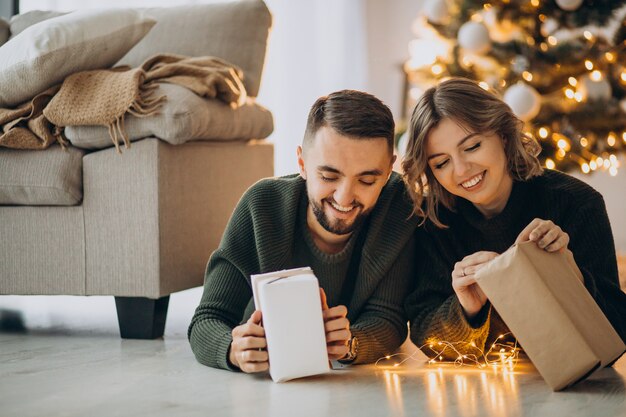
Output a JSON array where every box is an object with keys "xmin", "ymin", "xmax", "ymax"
[{"xmin": 114, "ymin": 296, "xmax": 170, "ymax": 339}]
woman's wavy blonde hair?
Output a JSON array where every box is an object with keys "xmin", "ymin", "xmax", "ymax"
[{"xmin": 401, "ymin": 78, "xmax": 543, "ymax": 228}]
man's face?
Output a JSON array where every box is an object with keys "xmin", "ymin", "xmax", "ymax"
[{"xmin": 298, "ymin": 126, "xmax": 395, "ymax": 237}]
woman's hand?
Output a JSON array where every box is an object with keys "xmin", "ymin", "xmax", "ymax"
[
  {"xmin": 515, "ymin": 218, "xmax": 569, "ymax": 252},
  {"xmin": 452, "ymin": 251, "xmax": 499, "ymax": 320},
  {"xmin": 320, "ymin": 288, "xmax": 351, "ymax": 360},
  {"xmin": 229, "ymin": 310, "xmax": 269, "ymax": 373}
]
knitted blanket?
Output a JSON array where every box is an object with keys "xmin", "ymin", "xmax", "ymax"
[{"xmin": 0, "ymin": 54, "xmax": 246, "ymax": 152}]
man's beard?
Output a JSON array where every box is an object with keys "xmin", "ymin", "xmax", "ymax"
[{"xmin": 310, "ymin": 198, "xmax": 370, "ymax": 235}]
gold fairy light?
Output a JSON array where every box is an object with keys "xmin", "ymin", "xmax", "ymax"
[
  {"xmin": 583, "ymin": 31, "xmax": 594, "ymax": 41},
  {"xmin": 545, "ymin": 158, "xmax": 556, "ymax": 169},
  {"xmin": 622, "ymin": 132, "xmax": 626, "ymax": 143},
  {"xmin": 479, "ymin": 81, "xmax": 490, "ymax": 91},
  {"xmin": 590, "ymin": 70, "xmax": 602, "ymax": 81},
  {"xmin": 581, "ymin": 163, "xmax": 590, "ymax": 173},
  {"xmin": 540, "ymin": 43, "xmax": 548, "ymax": 52},
  {"xmin": 605, "ymin": 52, "xmax": 616, "ymax": 62},
  {"xmin": 590, "ymin": 160, "xmax": 598, "ymax": 170},
  {"xmin": 530, "ymin": 0, "xmax": 540, "ymax": 7},
  {"xmin": 580, "ymin": 137, "xmax": 588, "ymax": 147},
  {"xmin": 574, "ymin": 91, "xmax": 583, "ymax": 102},
  {"xmin": 375, "ymin": 333, "xmax": 520, "ymax": 370},
  {"xmin": 621, "ymin": 72, "xmax": 626, "ymax": 83},
  {"xmin": 538, "ymin": 127, "xmax": 549, "ymax": 139},
  {"xmin": 608, "ymin": 133, "xmax": 617, "ymax": 147},
  {"xmin": 568, "ymin": 77, "xmax": 577, "ymax": 87},
  {"xmin": 431, "ymin": 64, "xmax": 444, "ymax": 75},
  {"xmin": 564, "ymin": 89, "xmax": 575, "ymax": 99},
  {"xmin": 522, "ymin": 71, "xmax": 533, "ymax": 82},
  {"xmin": 547, "ymin": 36, "xmax": 557, "ymax": 46},
  {"xmin": 585, "ymin": 60, "xmax": 594, "ymax": 70}
]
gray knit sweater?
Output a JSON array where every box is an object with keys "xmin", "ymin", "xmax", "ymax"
[{"xmin": 189, "ymin": 172, "xmax": 418, "ymax": 370}]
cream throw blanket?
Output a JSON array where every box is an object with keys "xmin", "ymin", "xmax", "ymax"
[{"xmin": 0, "ymin": 54, "xmax": 246, "ymax": 152}]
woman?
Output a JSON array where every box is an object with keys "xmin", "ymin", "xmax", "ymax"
[{"xmin": 402, "ymin": 77, "xmax": 626, "ymax": 358}]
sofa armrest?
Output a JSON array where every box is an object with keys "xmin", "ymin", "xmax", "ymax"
[{"xmin": 82, "ymin": 138, "xmax": 273, "ymax": 298}]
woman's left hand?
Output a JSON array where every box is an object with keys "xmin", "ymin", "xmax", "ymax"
[{"xmin": 515, "ymin": 218, "xmax": 569, "ymax": 252}]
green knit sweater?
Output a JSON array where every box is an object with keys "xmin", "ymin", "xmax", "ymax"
[{"xmin": 189, "ymin": 172, "xmax": 418, "ymax": 370}]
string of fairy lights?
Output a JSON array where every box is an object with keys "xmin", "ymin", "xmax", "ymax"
[
  {"xmin": 375, "ymin": 333, "xmax": 520, "ymax": 371},
  {"xmin": 402, "ymin": 0, "xmax": 626, "ymax": 175}
]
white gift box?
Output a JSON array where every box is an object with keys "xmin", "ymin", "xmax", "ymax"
[{"xmin": 251, "ymin": 267, "xmax": 330, "ymax": 382}]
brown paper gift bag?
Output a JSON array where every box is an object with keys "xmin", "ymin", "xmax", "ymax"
[{"xmin": 474, "ymin": 241, "xmax": 626, "ymax": 391}]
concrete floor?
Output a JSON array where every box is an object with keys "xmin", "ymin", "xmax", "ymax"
[{"xmin": 1, "ymin": 288, "xmax": 625, "ymax": 417}]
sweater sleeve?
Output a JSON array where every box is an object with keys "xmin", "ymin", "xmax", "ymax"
[
  {"xmin": 561, "ymin": 194, "xmax": 626, "ymax": 343},
  {"xmin": 349, "ymin": 235, "xmax": 416, "ymax": 364},
  {"xmin": 405, "ymin": 230, "xmax": 491, "ymax": 359}
]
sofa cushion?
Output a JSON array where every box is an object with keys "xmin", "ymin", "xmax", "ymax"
[
  {"xmin": 117, "ymin": 1, "xmax": 272, "ymax": 97},
  {"xmin": 0, "ymin": 9, "xmax": 155, "ymax": 108},
  {"xmin": 0, "ymin": 145, "xmax": 84, "ymax": 205},
  {"xmin": 64, "ymin": 83, "xmax": 274, "ymax": 150}
]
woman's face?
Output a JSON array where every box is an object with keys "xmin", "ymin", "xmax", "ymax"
[{"xmin": 425, "ymin": 118, "xmax": 513, "ymax": 217}]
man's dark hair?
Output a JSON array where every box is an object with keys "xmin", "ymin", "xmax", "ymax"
[{"xmin": 303, "ymin": 90, "xmax": 395, "ymax": 153}]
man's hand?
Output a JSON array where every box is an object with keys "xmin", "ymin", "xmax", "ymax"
[
  {"xmin": 452, "ymin": 251, "xmax": 499, "ymax": 320},
  {"xmin": 229, "ymin": 310, "xmax": 269, "ymax": 373},
  {"xmin": 320, "ymin": 288, "xmax": 351, "ymax": 360},
  {"xmin": 515, "ymin": 218, "xmax": 569, "ymax": 252}
]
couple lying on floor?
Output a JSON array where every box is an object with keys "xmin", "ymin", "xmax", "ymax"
[{"xmin": 188, "ymin": 78, "xmax": 626, "ymax": 373}]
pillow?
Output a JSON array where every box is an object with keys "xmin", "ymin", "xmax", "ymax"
[
  {"xmin": 0, "ymin": 9, "xmax": 156, "ymax": 108},
  {"xmin": 64, "ymin": 83, "xmax": 274, "ymax": 150},
  {"xmin": 117, "ymin": 1, "xmax": 272, "ymax": 97},
  {"xmin": 8, "ymin": 10, "xmax": 67, "ymax": 37},
  {"xmin": 0, "ymin": 18, "xmax": 9, "ymax": 46},
  {"xmin": 0, "ymin": 144, "xmax": 84, "ymax": 206}
]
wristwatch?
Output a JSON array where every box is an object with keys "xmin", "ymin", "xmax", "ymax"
[{"xmin": 340, "ymin": 336, "xmax": 359, "ymax": 363}]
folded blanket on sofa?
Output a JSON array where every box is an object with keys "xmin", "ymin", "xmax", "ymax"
[
  {"xmin": 0, "ymin": 86, "xmax": 63, "ymax": 150},
  {"xmin": 0, "ymin": 53, "xmax": 247, "ymax": 152}
]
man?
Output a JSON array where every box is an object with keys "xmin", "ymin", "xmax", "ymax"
[{"xmin": 188, "ymin": 90, "xmax": 417, "ymax": 372}]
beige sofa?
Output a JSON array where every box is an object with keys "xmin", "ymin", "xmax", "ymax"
[{"xmin": 0, "ymin": 1, "xmax": 274, "ymax": 338}]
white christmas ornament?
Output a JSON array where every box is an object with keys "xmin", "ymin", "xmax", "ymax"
[
  {"xmin": 423, "ymin": 0, "xmax": 449, "ymax": 25},
  {"xmin": 458, "ymin": 21, "xmax": 491, "ymax": 54},
  {"xmin": 555, "ymin": 0, "xmax": 584, "ymax": 11},
  {"xmin": 577, "ymin": 74, "xmax": 612, "ymax": 101},
  {"xmin": 503, "ymin": 82, "xmax": 541, "ymax": 121}
]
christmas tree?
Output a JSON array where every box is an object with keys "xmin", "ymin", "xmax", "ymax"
[{"xmin": 402, "ymin": 0, "xmax": 626, "ymax": 175}]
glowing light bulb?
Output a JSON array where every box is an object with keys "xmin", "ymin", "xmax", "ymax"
[
  {"xmin": 585, "ymin": 60, "xmax": 594, "ymax": 70},
  {"xmin": 583, "ymin": 31, "xmax": 593, "ymax": 40},
  {"xmin": 590, "ymin": 70, "xmax": 602, "ymax": 81},
  {"xmin": 538, "ymin": 127, "xmax": 549, "ymax": 139},
  {"xmin": 580, "ymin": 137, "xmax": 588, "ymax": 147},
  {"xmin": 597, "ymin": 157, "xmax": 604, "ymax": 167},
  {"xmin": 590, "ymin": 160, "xmax": 598, "ymax": 170},
  {"xmin": 531, "ymin": 0, "xmax": 540, "ymax": 7},
  {"xmin": 568, "ymin": 77, "xmax": 577, "ymax": 86},
  {"xmin": 557, "ymin": 139, "xmax": 568, "ymax": 149},
  {"xmin": 545, "ymin": 158, "xmax": 556, "ymax": 169},
  {"xmin": 479, "ymin": 81, "xmax": 490, "ymax": 91},
  {"xmin": 547, "ymin": 36, "xmax": 557, "ymax": 46},
  {"xmin": 608, "ymin": 133, "xmax": 616, "ymax": 147},
  {"xmin": 565, "ymin": 88, "xmax": 575, "ymax": 99},
  {"xmin": 621, "ymin": 72, "xmax": 626, "ymax": 83},
  {"xmin": 605, "ymin": 52, "xmax": 616, "ymax": 62},
  {"xmin": 574, "ymin": 92, "xmax": 583, "ymax": 102},
  {"xmin": 431, "ymin": 64, "xmax": 444, "ymax": 75},
  {"xmin": 582, "ymin": 163, "xmax": 590, "ymax": 174},
  {"xmin": 610, "ymin": 166, "xmax": 618, "ymax": 176},
  {"xmin": 522, "ymin": 71, "xmax": 533, "ymax": 82}
]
